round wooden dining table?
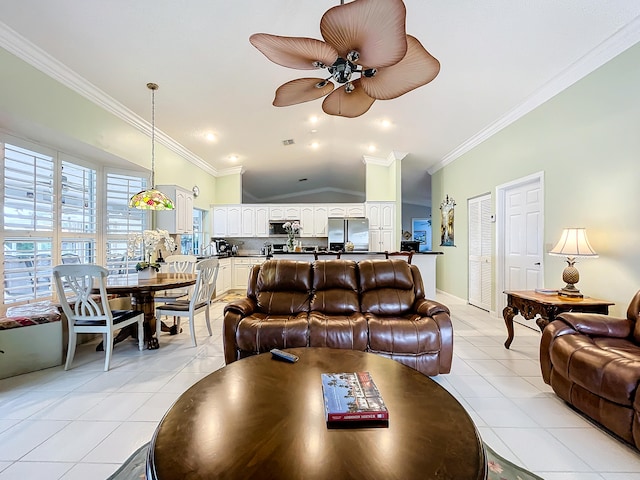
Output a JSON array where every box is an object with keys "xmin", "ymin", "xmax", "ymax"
[{"xmin": 94, "ymin": 272, "xmax": 197, "ymax": 349}]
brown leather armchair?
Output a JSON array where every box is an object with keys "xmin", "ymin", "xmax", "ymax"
[
  {"xmin": 540, "ymin": 290, "xmax": 640, "ymax": 449},
  {"xmin": 223, "ymin": 258, "xmax": 453, "ymax": 376}
]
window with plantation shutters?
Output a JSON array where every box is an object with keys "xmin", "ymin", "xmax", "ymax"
[
  {"xmin": 60, "ymin": 159, "xmax": 97, "ymax": 264},
  {"xmin": 105, "ymin": 172, "xmax": 149, "ymax": 276},
  {"xmin": 1, "ymin": 137, "xmax": 150, "ymax": 304},
  {"xmin": 2, "ymin": 143, "xmax": 55, "ymax": 302}
]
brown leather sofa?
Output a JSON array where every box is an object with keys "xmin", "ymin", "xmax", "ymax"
[
  {"xmin": 540, "ymin": 290, "xmax": 640, "ymax": 449},
  {"xmin": 223, "ymin": 258, "xmax": 453, "ymax": 376}
]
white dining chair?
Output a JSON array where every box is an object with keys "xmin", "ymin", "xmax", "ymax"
[
  {"xmin": 53, "ymin": 264, "xmax": 144, "ymax": 371},
  {"xmin": 155, "ymin": 257, "xmax": 219, "ymax": 347},
  {"xmin": 155, "ymin": 254, "xmax": 198, "ymax": 303}
]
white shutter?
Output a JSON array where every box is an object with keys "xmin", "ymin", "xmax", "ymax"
[
  {"xmin": 468, "ymin": 194, "xmax": 492, "ymax": 311},
  {"xmin": 105, "ymin": 172, "xmax": 149, "ymax": 276}
]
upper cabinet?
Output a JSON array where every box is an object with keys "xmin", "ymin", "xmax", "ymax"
[
  {"xmin": 211, "ymin": 203, "xmax": 364, "ymax": 238},
  {"xmin": 155, "ymin": 185, "xmax": 193, "ymax": 234},
  {"xmin": 326, "ymin": 203, "xmax": 365, "ymax": 218}
]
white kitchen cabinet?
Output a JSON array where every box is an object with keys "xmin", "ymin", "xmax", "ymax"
[
  {"xmin": 212, "ymin": 206, "xmax": 228, "ymax": 236},
  {"xmin": 226, "ymin": 205, "xmax": 242, "ymax": 237},
  {"xmin": 313, "ymin": 206, "xmax": 328, "ymax": 236},
  {"xmin": 155, "ymin": 185, "xmax": 193, "ymax": 234},
  {"xmin": 269, "ymin": 205, "xmax": 285, "ymax": 220},
  {"xmin": 366, "ymin": 202, "xmax": 396, "ymax": 251},
  {"xmin": 254, "ymin": 206, "xmax": 269, "ymax": 236},
  {"xmin": 326, "ymin": 203, "xmax": 365, "ymax": 218},
  {"xmin": 232, "ymin": 257, "xmax": 265, "ymax": 290},
  {"xmin": 241, "ymin": 206, "xmax": 256, "ymax": 237},
  {"xmin": 215, "ymin": 257, "xmax": 232, "ymax": 296},
  {"xmin": 300, "ymin": 205, "xmax": 314, "ymax": 238}
]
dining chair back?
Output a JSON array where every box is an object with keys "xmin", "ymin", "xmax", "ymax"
[
  {"xmin": 53, "ymin": 264, "xmax": 144, "ymax": 371},
  {"xmin": 155, "ymin": 257, "xmax": 219, "ymax": 347},
  {"xmin": 155, "ymin": 254, "xmax": 198, "ymax": 304},
  {"xmin": 385, "ymin": 251, "xmax": 414, "ymax": 264},
  {"xmin": 313, "ymin": 251, "xmax": 341, "ymax": 260}
]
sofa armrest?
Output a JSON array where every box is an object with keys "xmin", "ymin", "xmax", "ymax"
[
  {"xmin": 223, "ymin": 297, "xmax": 257, "ymax": 317},
  {"xmin": 556, "ymin": 312, "xmax": 633, "ymax": 338},
  {"xmin": 415, "ymin": 299, "xmax": 451, "ymax": 317}
]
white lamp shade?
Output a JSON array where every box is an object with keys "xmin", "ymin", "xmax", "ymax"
[{"xmin": 549, "ymin": 228, "xmax": 598, "ymax": 258}]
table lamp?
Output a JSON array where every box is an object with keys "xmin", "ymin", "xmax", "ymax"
[{"xmin": 549, "ymin": 228, "xmax": 598, "ymax": 298}]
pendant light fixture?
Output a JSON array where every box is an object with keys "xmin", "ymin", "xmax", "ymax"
[{"xmin": 128, "ymin": 82, "xmax": 175, "ymax": 210}]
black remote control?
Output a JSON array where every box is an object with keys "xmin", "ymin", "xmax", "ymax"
[{"xmin": 270, "ymin": 348, "xmax": 299, "ymax": 363}]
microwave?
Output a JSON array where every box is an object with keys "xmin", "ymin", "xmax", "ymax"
[{"xmin": 269, "ymin": 220, "xmax": 299, "ymax": 236}]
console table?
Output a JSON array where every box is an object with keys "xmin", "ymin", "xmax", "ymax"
[{"xmin": 503, "ymin": 290, "xmax": 614, "ymax": 349}]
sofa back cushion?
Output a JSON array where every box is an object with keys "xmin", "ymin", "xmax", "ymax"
[
  {"xmin": 254, "ymin": 260, "xmax": 312, "ymax": 315},
  {"xmin": 359, "ymin": 259, "xmax": 416, "ymax": 315},
  {"xmin": 311, "ymin": 260, "xmax": 360, "ymax": 314}
]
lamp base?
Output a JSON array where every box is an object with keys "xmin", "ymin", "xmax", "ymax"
[{"xmin": 558, "ymin": 284, "xmax": 583, "ymax": 298}]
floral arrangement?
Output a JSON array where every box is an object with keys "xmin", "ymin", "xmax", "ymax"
[
  {"xmin": 128, "ymin": 229, "xmax": 176, "ymax": 271},
  {"xmin": 283, "ymin": 221, "xmax": 301, "ymax": 251}
]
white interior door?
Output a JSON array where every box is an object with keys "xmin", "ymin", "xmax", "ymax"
[
  {"xmin": 496, "ymin": 172, "xmax": 544, "ymax": 319},
  {"xmin": 468, "ymin": 194, "xmax": 492, "ymax": 311}
]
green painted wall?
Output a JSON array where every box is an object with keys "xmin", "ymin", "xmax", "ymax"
[
  {"xmin": 0, "ymin": 47, "xmax": 216, "ymax": 209},
  {"xmin": 365, "ymin": 163, "xmax": 396, "ymax": 201},
  {"xmin": 214, "ymin": 173, "xmax": 243, "ymax": 204},
  {"xmin": 432, "ymin": 43, "xmax": 640, "ymax": 317}
]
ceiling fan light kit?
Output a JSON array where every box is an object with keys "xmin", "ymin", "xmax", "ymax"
[{"xmin": 250, "ymin": 0, "xmax": 440, "ymax": 118}]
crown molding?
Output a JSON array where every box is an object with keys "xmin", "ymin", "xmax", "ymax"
[
  {"xmin": 0, "ymin": 21, "xmax": 219, "ymax": 177},
  {"xmin": 428, "ymin": 15, "xmax": 640, "ymax": 175},
  {"xmin": 217, "ymin": 166, "xmax": 245, "ymax": 176}
]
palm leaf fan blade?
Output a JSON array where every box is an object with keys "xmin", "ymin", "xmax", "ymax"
[
  {"xmin": 360, "ymin": 35, "xmax": 440, "ymax": 100},
  {"xmin": 249, "ymin": 33, "xmax": 338, "ymax": 70},
  {"xmin": 273, "ymin": 78, "xmax": 335, "ymax": 107},
  {"xmin": 322, "ymin": 79, "xmax": 375, "ymax": 118},
  {"xmin": 320, "ymin": 0, "xmax": 407, "ymax": 68}
]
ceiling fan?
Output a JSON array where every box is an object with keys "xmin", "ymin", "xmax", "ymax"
[{"xmin": 250, "ymin": 0, "xmax": 440, "ymax": 118}]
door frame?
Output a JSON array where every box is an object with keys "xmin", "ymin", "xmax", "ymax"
[{"xmin": 495, "ymin": 171, "xmax": 545, "ymax": 316}]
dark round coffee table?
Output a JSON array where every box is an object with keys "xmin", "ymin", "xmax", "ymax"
[{"xmin": 147, "ymin": 348, "xmax": 486, "ymax": 480}]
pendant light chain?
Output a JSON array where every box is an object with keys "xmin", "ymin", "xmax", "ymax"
[{"xmin": 148, "ymin": 82, "xmax": 158, "ymax": 188}]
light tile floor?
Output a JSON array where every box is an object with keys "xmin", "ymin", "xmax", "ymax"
[{"xmin": 1, "ymin": 293, "xmax": 640, "ymax": 479}]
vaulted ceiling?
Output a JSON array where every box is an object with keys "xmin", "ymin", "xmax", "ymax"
[{"xmin": 1, "ymin": 1, "xmax": 639, "ymax": 206}]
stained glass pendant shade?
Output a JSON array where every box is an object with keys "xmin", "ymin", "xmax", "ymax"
[
  {"xmin": 128, "ymin": 83, "xmax": 175, "ymax": 210},
  {"xmin": 249, "ymin": 0, "xmax": 440, "ymax": 118}
]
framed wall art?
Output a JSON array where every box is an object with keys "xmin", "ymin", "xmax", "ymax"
[{"xmin": 440, "ymin": 195, "xmax": 456, "ymax": 247}]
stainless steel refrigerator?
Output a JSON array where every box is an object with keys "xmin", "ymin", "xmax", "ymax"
[{"xmin": 327, "ymin": 217, "xmax": 370, "ymax": 251}]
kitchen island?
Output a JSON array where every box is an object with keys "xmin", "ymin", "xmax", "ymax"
[{"xmin": 271, "ymin": 251, "xmax": 442, "ymax": 300}]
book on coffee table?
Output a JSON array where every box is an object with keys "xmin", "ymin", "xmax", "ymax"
[{"xmin": 321, "ymin": 371, "xmax": 389, "ymax": 424}]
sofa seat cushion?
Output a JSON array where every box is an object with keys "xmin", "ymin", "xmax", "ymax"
[
  {"xmin": 236, "ymin": 313, "xmax": 308, "ymax": 353},
  {"xmin": 308, "ymin": 312, "xmax": 368, "ymax": 350},
  {"xmin": 366, "ymin": 313, "xmax": 442, "ymax": 355},
  {"xmin": 550, "ymin": 334, "xmax": 640, "ymax": 407}
]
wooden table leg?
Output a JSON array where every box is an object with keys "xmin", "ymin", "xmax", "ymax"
[{"xmin": 503, "ymin": 305, "xmax": 518, "ymax": 349}]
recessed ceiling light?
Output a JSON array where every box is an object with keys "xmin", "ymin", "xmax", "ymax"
[
  {"xmin": 310, "ymin": 141, "xmax": 319, "ymax": 149},
  {"xmin": 228, "ymin": 154, "xmax": 238, "ymax": 162},
  {"xmin": 310, "ymin": 129, "xmax": 318, "ymax": 134},
  {"xmin": 309, "ymin": 115, "xmax": 319, "ymax": 124},
  {"xmin": 205, "ymin": 132, "xmax": 217, "ymax": 142},
  {"xmin": 380, "ymin": 119, "xmax": 391, "ymax": 128},
  {"xmin": 368, "ymin": 144, "xmax": 377, "ymax": 152}
]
